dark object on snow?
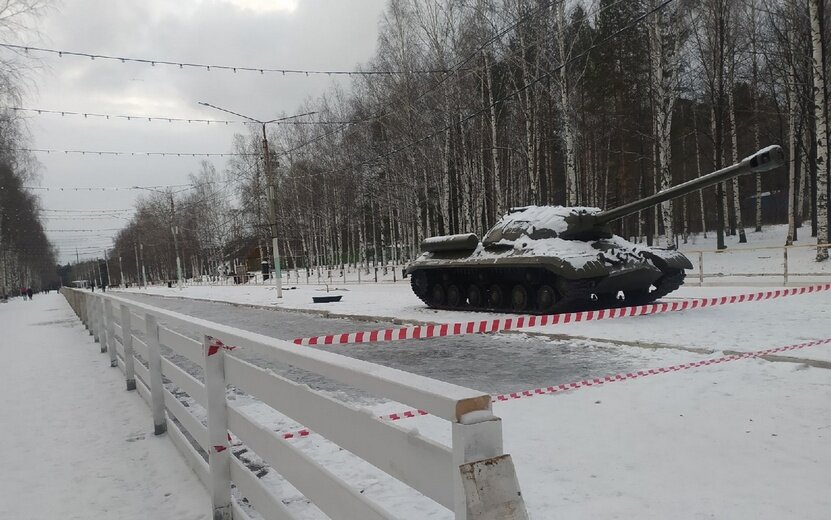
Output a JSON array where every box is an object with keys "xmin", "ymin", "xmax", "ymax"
[
  {"xmin": 406, "ymin": 146, "xmax": 785, "ymax": 314},
  {"xmin": 312, "ymin": 295, "xmax": 343, "ymax": 303}
]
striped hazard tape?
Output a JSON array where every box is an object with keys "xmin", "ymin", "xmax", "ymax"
[
  {"xmin": 292, "ymin": 284, "xmax": 831, "ymax": 346},
  {"xmin": 274, "ymin": 337, "xmax": 831, "ymax": 440}
]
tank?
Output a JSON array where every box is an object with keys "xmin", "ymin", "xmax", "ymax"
[{"xmin": 407, "ymin": 145, "xmax": 785, "ymax": 313}]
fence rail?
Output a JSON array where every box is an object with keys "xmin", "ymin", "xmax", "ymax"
[
  {"xmin": 60, "ymin": 287, "xmax": 528, "ymax": 520},
  {"xmin": 684, "ymin": 242, "xmax": 831, "ymax": 286}
]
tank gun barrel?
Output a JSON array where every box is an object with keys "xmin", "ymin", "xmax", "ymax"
[{"xmin": 594, "ymin": 145, "xmax": 785, "ymax": 225}]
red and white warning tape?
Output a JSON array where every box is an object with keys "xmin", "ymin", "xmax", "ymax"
[
  {"xmin": 275, "ymin": 337, "xmax": 831, "ymax": 440},
  {"xmin": 292, "ymin": 284, "xmax": 831, "ymax": 346}
]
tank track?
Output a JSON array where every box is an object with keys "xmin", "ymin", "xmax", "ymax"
[
  {"xmin": 410, "ymin": 267, "xmax": 686, "ymax": 314},
  {"xmin": 410, "ymin": 267, "xmax": 595, "ymax": 314},
  {"xmin": 625, "ymin": 270, "xmax": 686, "ymax": 305}
]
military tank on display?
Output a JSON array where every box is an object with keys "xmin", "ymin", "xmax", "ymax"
[{"xmin": 407, "ymin": 145, "xmax": 785, "ymax": 314}]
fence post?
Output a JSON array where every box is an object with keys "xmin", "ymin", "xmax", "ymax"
[
  {"xmin": 145, "ymin": 313, "xmax": 167, "ymax": 436},
  {"xmin": 203, "ymin": 335, "xmax": 232, "ymax": 520},
  {"xmin": 783, "ymin": 246, "xmax": 789, "ymax": 286},
  {"xmin": 81, "ymin": 293, "xmax": 90, "ymax": 332},
  {"xmin": 105, "ymin": 299, "xmax": 117, "ymax": 366},
  {"xmin": 89, "ymin": 295, "xmax": 96, "ymax": 336},
  {"xmin": 120, "ymin": 305, "xmax": 136, "ymax": 391},
  {"xmin": 96, "ymin": 297, "xmax": 105, "ymax": 350},
  {"xmin": 452, "ymin": 417, "xmax": 528, "ymax": 520},
  {"xmin": 698, "ymin": 251, "xmax": 704, "ymax": 286}
]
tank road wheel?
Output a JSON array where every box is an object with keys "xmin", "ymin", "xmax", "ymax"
[
  {"xmin": 511, "ymin": 285, "xmax": 529, "ymax": 312},
  {"xmin": 597, "ymin": 292, "xmax": 623, "ymax": 308},
  {"xmin": 411, "ymin": 270, "xmax": 429, "ymax": 297},
  {"xmin": 536, "ymin": 285, "xmax": 558, "ymax": 313},
  {"xmin": 428, "ymin": 284, "xmax": 446, "ymax": 306},
  {"xmin": 467, "ymin": 285, "xmax": 483, "ymax": 308},
  {"xmin": 446, "ymin": 284, "xmax": 463, "ymax": 308},
  {"xmin": 624, "ymin": 288, "xmax": 653, "ymax": 304},
  {"xmin": 487, "ymin": 284, "xmax": 504, "ymax": 309}
]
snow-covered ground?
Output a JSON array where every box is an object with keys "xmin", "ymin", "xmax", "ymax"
[
  {"xmin": 4, "ymin": 285, "xmax": 831, "ymax": 518},
  {"xmin": 679, "ymin": 224, "xmax": 831, "ymax": 284},
  {"xmin": 10, "ymin": 291, "xmax": 831, "ymax": 519},
  {"xmin": 0, "ymin": 294, "xmax": 210, "ymax": 520}
]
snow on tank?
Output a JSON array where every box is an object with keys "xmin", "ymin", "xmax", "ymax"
[{"xmin": 482, "ymin": 205, "xmax": 604, "ymax": 245}]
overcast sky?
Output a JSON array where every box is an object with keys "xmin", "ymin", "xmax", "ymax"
[{"xmin": 15, "ymin": 0, "xmax": 387, "ymax": 263}]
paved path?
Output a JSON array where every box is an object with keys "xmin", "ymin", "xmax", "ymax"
[
  {"xmin": 0, "ymin": 294, "xmax": 209, "ymax": 520},
  {"xmin": 116, "ymin": 291, "xmax": 679, "ymax": 395}
]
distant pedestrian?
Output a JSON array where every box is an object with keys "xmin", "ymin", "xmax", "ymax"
[
  {"xmin": 26, "ymin": 287, "xmax": 33, "ymax": 300},
  {"xmin": 91, "ymin": 282, "xmax": 95, "ymax": 292}
]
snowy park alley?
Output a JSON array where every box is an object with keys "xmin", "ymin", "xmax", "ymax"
[{"xmin": 2, "ymin": 281, "xmax": 830, "ymax": 519}]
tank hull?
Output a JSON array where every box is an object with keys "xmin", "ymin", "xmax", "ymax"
[{"xmin": 406, "ymin": 234, "xmax": 690, "ymax": 314}]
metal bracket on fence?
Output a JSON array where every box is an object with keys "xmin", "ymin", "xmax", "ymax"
[
  {"xmin": 459, "ymin": 455, "xmax": 529, "ymax": 520},
  {"xmin": 203, "ymin": 335, "xmax": 232, "ymax": 520}
]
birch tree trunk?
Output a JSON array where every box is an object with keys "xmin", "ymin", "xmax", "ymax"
[
  {"xmin": 485, "ymin": 52, "xmax": 503, "ymax": 218},
  {"xmin": 557, "ymin": 1, "xmax": 578, "ymax": 206},
  {"xmin": 809, "ymin": 0, "xmax": 829, "ymax": 260},
  {"xmin": 750, "ymin": 0, "xmax": 763, "ymax": 232},
  {"xmin": 693, "ymin": 110, "xmax": 708, "ymax": 238},
  {"xmin": 728, "ymin": 87, "xmax": 747, "ymax": 242},
  {"xmin": 786, "ymin": 50, "xmax": 798, "ymax": 245}
]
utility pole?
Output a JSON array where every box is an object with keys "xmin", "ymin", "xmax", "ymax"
[
  {"xmin": 170, "ymin": 194, "xmax": 183, "ymax": 290},
  {"xmin": 198, "ymin": 102, "xmax": 316, "ymax": 299},
  {"xmin": 134, "ymin": 242, "xmax": 141, "ymax": 287},
  {"xmin": 118, "ymin": 253, "xmax": 125, "ymax": 288},
  {"xmin": 104, "ymin": 249, "xmax": 111, "ymax": 289},
  {"xmin": 96, "ymin": 257, "xmax": 103, "ymax": 287},
  {"xmin": 260, "ymin": 122, "xmax": 282, "ymax": 296},
  {"xmin": 139, "ymin": 243, "xmax": 147, "ymax": 288}
]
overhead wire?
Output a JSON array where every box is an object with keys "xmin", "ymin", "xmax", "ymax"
[
  {"xmin": 5, "ymin": 107, "xmax": 360, "ymax": 126},
  {"xmin": 17, "ymin": 148, "xmax": 258, "ymax": 157},
  {"xmin": 0, "ymin": 42, "xmax": 455, "ymax": 76}
]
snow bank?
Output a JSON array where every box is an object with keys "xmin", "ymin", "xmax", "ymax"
[{"xmin": 0, "ymin": 294, "xmax": 210, "ymax": 519}]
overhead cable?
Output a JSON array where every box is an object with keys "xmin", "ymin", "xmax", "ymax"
[
  {"xmin": 6, "ymin": 106, "xmax": 359, "ymax": 125},
  {"xmin": 0, "ymin": 43, "xmax": 453, "ymax": 76}
]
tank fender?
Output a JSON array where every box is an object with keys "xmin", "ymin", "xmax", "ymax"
[
  {"xmin": 641, "ymin": 248, "xmax": 693, "ymax": 271},
  {"xmin": 542, "ymin": 255, "xmax": 608, "ymax": 279}
]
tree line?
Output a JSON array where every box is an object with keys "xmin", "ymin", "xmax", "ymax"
[
  {"xmin": 109, "ymin": 0, "xmax": 830, "ymax": 284},
  {"xmin": 0, "ymin": 0, "xmax": 57, "ymax": 295}
]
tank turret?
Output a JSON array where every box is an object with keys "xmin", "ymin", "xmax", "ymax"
[{"xmin": 406, "ymin": 146, "xmax": 785, "ymax": 314}]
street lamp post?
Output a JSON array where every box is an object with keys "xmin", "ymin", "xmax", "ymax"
[
  {"xmin": 198, "ymin": 102, "xmax": 316, "ymax": 299},
  {"xmin": 169, "ymin": 194, "xmax": 183, "ymax": 290},
  {"xmin": 118, "ymin": 253, "xmax": 125, "ymax": 288}
]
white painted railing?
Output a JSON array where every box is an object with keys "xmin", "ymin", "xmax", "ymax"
[
  {"xmin": 685, "ymin": 242, "xmax": 831, "ymax": 286},
  {"xmin": 61, "ymin": 287, "xmax": 528, "ymax": 520}
]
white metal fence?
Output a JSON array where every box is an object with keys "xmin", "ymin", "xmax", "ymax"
[
  {"xmin": 685, "ymin": 242, "xmax": 831, "ymax": 286},
  {"xmin": 61, "ymin": 287, "xmax": 528, "ymax": 520},
  {"xmin": 180, "ymin": 264, "xmax": 410, "ymax": 288}
]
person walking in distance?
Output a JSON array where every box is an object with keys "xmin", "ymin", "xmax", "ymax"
[{"xmin": 26, "ymin": 287, "xmax": 33, "ymax": 300}]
